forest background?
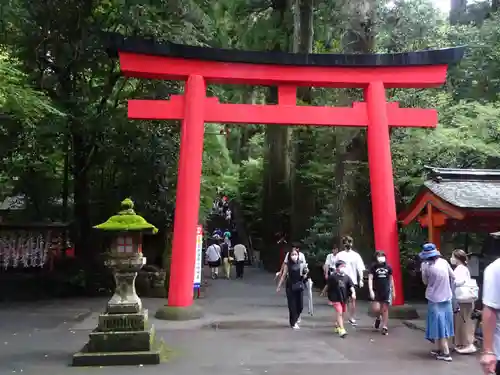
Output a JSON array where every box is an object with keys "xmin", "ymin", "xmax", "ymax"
[{"xmin": 0, "ymin": 0, "xmax": 499, "ymax": 295}]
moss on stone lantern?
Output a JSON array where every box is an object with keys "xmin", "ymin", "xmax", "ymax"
[
  {"xmin": 94, "ymin": 198, "xmax": 158, "ymax": 233},
  {"xmin": 72, "ymin": 198, "xmax": 163, "ymax": 367}
]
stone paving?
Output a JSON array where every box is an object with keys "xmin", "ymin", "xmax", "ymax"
[{"xmin": 0, "ymin": 266, "xmax": 482, "ymax": 375}]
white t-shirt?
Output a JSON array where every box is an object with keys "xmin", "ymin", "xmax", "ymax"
[
  {"xmin": 233, "ymin": 244, "xmax": 247, "ymax": 262},
  {"xmin": 324, "ymin": 253, "xmax": 337, "ymax": 270},
  {"xmin": 206, "ymin": 244, "xmax": 221, "ymax": 262},
  {"xmin": 335, "ymin": 250, "xmax": 365, "ymax": 286},
  {"xmin": 482, "ymin": 258, "xmax": 500, "ymax": 359}
]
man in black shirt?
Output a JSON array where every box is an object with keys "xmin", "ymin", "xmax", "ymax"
[
  {"xmin": 368, "ymin": 251, "xmax": 395, "ymax": 335},
  {"xmin": 321, "ymin": 260, "xmax": 356, "ymax": 338}
]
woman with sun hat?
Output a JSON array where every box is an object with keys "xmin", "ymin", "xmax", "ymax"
[{"xmin": 420, "ymin": 243, "xmax": 456, "ymax": 362}]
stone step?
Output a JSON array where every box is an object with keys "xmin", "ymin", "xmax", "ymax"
[
  {"xmin": 87, "ymin": 327, "xmax": 153, "ymax": 352},
  {"xmin": 72, "ymin": 346, "xmax": 161, "ymax": 366}
]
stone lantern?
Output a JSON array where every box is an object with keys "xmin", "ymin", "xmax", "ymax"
[
  {"xmin": 105, "ymin": 231, "xmax": 146, "ymax": 314},
  {"xmin": 73, "ymin": 198, "xmax": 162, "ymax": 366}
]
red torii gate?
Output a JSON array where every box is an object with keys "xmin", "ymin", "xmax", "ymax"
[{"xmin": 109, "ymin": 34, "xmax": 464, "ymax": 309}]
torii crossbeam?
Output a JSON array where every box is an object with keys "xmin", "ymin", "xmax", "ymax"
[{"xmin": 108, "ymin": 33, "xmax": 464, "ymax": 309}]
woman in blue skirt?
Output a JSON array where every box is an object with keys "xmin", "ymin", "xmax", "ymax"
[{"xmin": 420, "ymin": 243, "xmax": 455, "ymax": 362}]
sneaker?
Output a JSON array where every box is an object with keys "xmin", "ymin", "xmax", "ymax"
[
  {"xmin": 333, "ymin": 326, "xmax": 340, "ymax": 333},
  {"xmin": 430, "ymin": 350, "xmax": 440, "ymax": 356},
  {"xmin": 349, "ymin": 318, "xmax": 357, "ymax": 326},
  {"xmin": 436, "ymin": 353, "xmax": 452, "ymax": 362},
  {"xmin": 374, "ymin": 317, "xmax": 381, "ymax": 330},
  {"xmin": 338, "ymin": 328, "xmax": 347, "ymax": 338},
  {"xmin": 292, "ymin": 323, "xmax": 300, "ymax": 330},
  {"xmin": 456, "ymin": 344, "xmax": 477, "ymax": 354},
  {"xmin": 381, "ymin": 327, "xmax": 388, "ymax": 335},
  {"xmin": 297, "ymin": 316, "xmax": 301, "ymax": 324}
]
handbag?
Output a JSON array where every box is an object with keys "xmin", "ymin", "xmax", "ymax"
[
  {"xmin": 291, "ymin": 281, "xmax": 305, "ymax": 292},
  {"xmin": 455, "ymin": 278, "xmax": 479, "ymax": 303}
]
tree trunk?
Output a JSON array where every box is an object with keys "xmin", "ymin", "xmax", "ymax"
[
  {"xmin": 72, "ymin": 129, "xmax": 94, "ymax": 264},
  {"xmin": 291, "ymin": 0, "xmax": 315, "ymax": 239},
  {"xmin": 237, "ymin": 89, "xmax": 259, "ymax": 163},
  {"xmin": 336, "ymin": 0, "xmax": 378, "ymax": 249},
  {"xmin": 449, "ymin": 0, "xmax": 467, "ymax": 25},
  {"xmin": 262, "ymin": 1, "xmax": 294, "ymax": 257}
]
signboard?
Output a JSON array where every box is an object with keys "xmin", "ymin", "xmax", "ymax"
[{"xmin": 193, "ymin": 225, "xmax": 203, "ymax": 289}]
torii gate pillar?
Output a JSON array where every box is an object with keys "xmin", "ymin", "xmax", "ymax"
[
  {"xmin": 167, "ymin": 75, "xmax": 206, "ymax": 308},
  {"xmin": 365, "ymin": 81, "xmax": 403, "ymax": 303}
]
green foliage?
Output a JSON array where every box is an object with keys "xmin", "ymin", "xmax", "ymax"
[
  {"xmin": 0, "ymin": 52, "xmax": 64, "ymax": 122},
  {"xmin": 302, "ymin": 203, "xmax": 338, "ymax": 263},
  {"xmin": 238, "ymin": 155, "xmax": 264, "ymax": 239},
  {"xmin": 1, "ymin": 0, "xmax": 500, "ymax": 280},
  {"xmin": 199, "ymin": 123, "xmax": 239, "ymax": 221}
]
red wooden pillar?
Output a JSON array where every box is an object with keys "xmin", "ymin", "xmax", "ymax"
[
  {"xmin": 365, "ymin": 81, "xmax": 404, "ymax": 306},
  {"xmin": 167, "ymin": 75, "xmax": 206, "ymax": 307},
  {"xmin": 426, "ymin": 203, "xmax": 442, "ymax": 251}
]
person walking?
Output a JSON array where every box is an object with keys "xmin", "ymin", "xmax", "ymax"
[
  {"xmin": 276, "ymin": 247, "xmax": 308, "ymax": 330},
  {"xmin": 324, "ymin": 246, "xmax": 339, "ymax": 280},
  {"xmin": 480, "ymin": 257, "xmax": 500, "ymax": 374},
  {"xmin": 221, "ymin": 240, "xmax": 231, "ymax": 279},
  {"xmin": 276, "ymin": 242, "xmax": 306, "ymax": 280},
  {"xmin": 368, "ymin": 251, "xmax": 395, "ymax": 335},
  {"xmin": 320, "ymin": 260, "xmax": 356, "ymax": 338},
  {"xmin": 206, "ymin": 240, "xmax": 221, "ymax": 279},
  {"xmin": 223, "ymin": 230, "xmax": 232, "ymax": 248},
  {"xmin": 420, "ymin": 243, "xmax": 455, "ymax": 362},
  {"xmin": 335, "ymin": 236, "xmax": 365, "ymax": 326},
  {"xmin": 233, "ymin": 242, "xmax": 247, "ymax": 279},
  {"xmin": 451, "ymin": 249, "xmax": 478, "ymax": 354},
  {"xmin": 212, "ymin": 228, "xmax": 223, "ymax": 240}
]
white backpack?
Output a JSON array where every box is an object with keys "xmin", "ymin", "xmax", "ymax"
[{"xmin": 455, "ymin": 278, "xmax": 479, "ymax": 303}]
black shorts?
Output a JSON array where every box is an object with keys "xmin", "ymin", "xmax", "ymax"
[
  {"xmin": 208, "ymin": 259, "xmax": 221, "ymax": 268},
  {"xmin": 373, "ymin": 289, "xmax": 391, "ymax": 303}
]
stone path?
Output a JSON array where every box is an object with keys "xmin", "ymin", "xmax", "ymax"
[{"xmin": 0, "ymin": 266, "xmax": 482, "ymax": 375}]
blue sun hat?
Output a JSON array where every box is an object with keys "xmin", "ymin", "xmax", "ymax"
[{"xmin": 419, "ymin": 243, "xmax": 440, "ymax": 260}]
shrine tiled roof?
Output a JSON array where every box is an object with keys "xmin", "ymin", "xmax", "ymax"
[{"xmin": 424, "ymin": 166, "xmax": 500, "ymax": 209}]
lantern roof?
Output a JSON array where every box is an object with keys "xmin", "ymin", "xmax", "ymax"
[{"xmin": 94, "ymin": 198, "xmax": 158, "ymax": 234}]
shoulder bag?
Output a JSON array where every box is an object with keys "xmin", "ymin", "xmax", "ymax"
[{"xmin": 455, "ymin": 278, "xmax": 479, "ymax": 303}]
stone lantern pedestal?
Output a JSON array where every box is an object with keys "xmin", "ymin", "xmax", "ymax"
[{"xmin": 73, "ymin": 199, "xmax": 163, "ymax": 366}]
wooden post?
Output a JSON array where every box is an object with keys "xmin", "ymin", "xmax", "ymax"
[{"xmin": 427, "ymin": 203, "xmax": 434, "ymax": 244}]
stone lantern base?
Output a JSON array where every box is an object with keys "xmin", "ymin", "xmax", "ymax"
[
  {"xmin": 72, "ymin": 309, "xmax": 163, "ymax": 366},
  {"xmin": 72, "ymin": 255, "xmax": 164, "ymax": 366}
]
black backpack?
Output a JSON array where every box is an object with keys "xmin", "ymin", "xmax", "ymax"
[{"xmin": 221, "ymin": 243, "xmax": 229, "ymax": 258}]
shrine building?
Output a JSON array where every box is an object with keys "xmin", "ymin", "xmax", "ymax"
[{"xmin": 398, "ymin": 166, "xmax": 500, "ymax": 250}]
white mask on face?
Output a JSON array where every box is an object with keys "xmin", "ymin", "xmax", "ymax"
[
  {"xmin": 377, "ymin": 256, "xmax": 386, "ymax": 263},
  {"xmin": 450, "ymin": 256, "xmax": 457, "ymax": 265},
  {"xmin": 290, "ymin": 255, "xmax": 299, "ymax": 262},
  {"xmin": 338, "ymin": 267, "xmax": 346, "ymax": 274}
]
